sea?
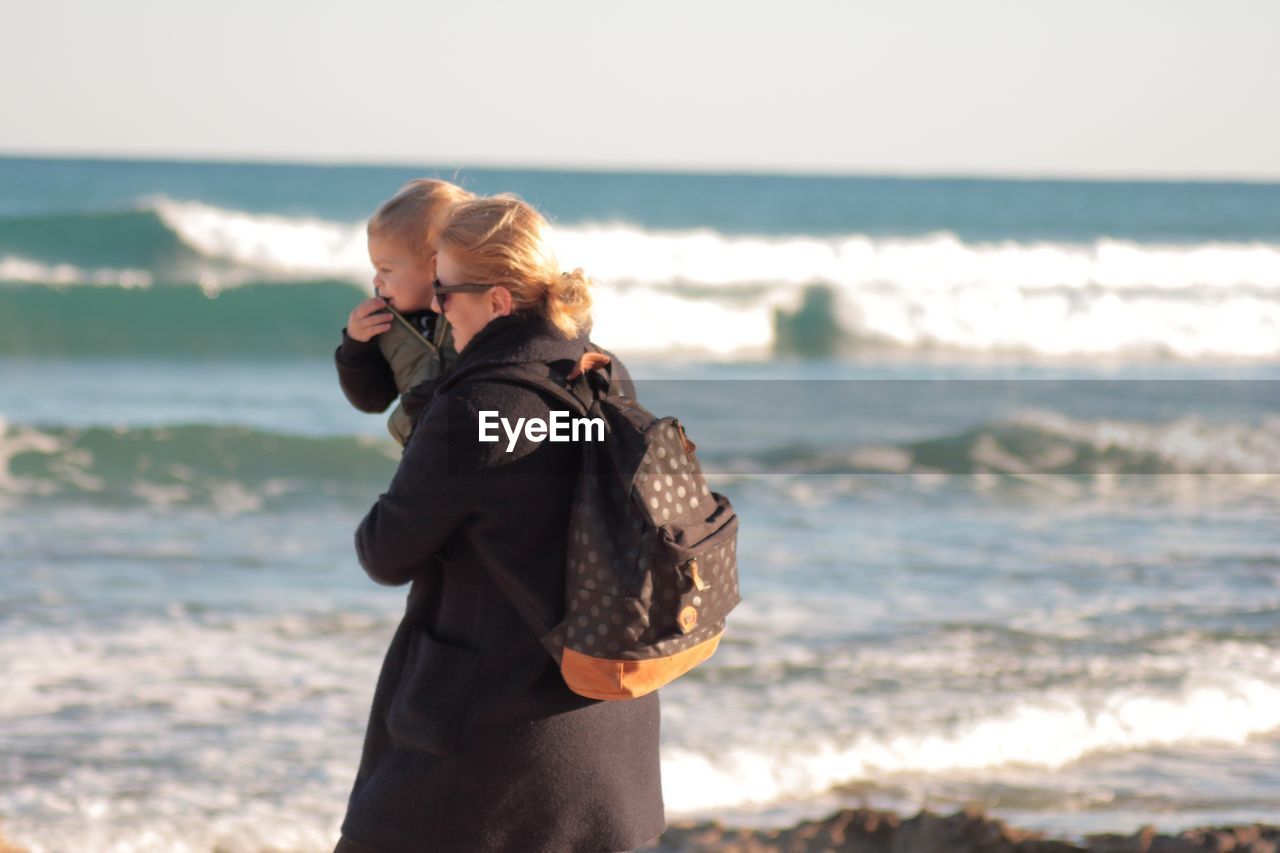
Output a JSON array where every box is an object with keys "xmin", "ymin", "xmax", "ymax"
[{"xmin": 1, "ymin": 156, "xmax": 1278, "ymax": 852}]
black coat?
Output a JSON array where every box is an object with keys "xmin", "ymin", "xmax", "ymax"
[{"xmin": 339, "ymin": 313, "xmax": 666, "ymax": 853}]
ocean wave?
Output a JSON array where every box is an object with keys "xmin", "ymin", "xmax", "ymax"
[
  {"xmin": 662, "ymin": 674, "xmax": 1280, "ymax": 816},
  {"xmin": 3, "ymin": 411, "xmax": 1275, "ymax": 513},
  {"xmin": 0, "ymin": 609, "xmax": 376, "ymax": 852},
  {"xmin": 3, "ymin": 199, "xmax": 1280, "ymax": 359},
  {"xmin": 0, "ymin": 255, "xmax": 153, "ymax": 288},
  {"xmin": 152, "ymin": 197, "xmax": 369, "ymax": 281},
  {"xmin": 714, "ymin": 411, "xmax": 1280, "ymax": 477},
  {"xmin": 98, "ymin": 198, "xmax": 1280, "ymax": 294},
  {"xmin": 0, "ymin": 418, "xmax": 400, "ymax": 512},
  {"xmin": 554, "ymin": 222, "xmax": 1280, "ymax": 291},
  {"xmin": 145, "ymin": 200, "xmax": 1280, "ymax": 295},
  {"xmin": 0, "ymin": 206, "xmax": 195, "ymax": 273},
  {"xmin": 3, "ymin": 615, "xmax": 1275, "ymax": 847},
  {"xmin": 0, "ymin": 280, "xmax": 363, "ymax": 357}
]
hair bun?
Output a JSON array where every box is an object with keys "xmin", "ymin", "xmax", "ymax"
[{"xmin": 555, "ymin": 268, "xmax": 591, "ymax": 303}]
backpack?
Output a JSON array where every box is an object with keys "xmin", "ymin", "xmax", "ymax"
[{"xmin": 481, "ymin": 349, "xmax": 741, "ymax": 700}]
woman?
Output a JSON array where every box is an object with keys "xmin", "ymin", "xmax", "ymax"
[{"xmin": 335, "ymin": 196, "xmax": 666, "ymax": 853}]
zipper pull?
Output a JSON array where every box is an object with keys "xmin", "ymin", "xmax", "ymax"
[{"xmin": 686, "ymin": 558, "xmax": 710, "ymax": 591}]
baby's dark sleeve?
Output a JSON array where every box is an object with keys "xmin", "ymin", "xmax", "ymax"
[{"xmin": 334, "ymin": 328, "xmax": 398, "ymax": 413}]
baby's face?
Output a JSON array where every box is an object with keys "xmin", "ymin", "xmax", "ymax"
[{"xmin": 367, "ymin": 232, "xmax": 436, "ymax": 312}]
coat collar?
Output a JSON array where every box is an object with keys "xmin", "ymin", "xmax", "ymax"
[{"xmin": 439, "ymin": 311, "xmax": 590, "ymax": 392}]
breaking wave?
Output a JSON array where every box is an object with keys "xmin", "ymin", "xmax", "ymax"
[{"xmin": 2, "ymin": 199, "xmax": 1279, "ymax": 360}]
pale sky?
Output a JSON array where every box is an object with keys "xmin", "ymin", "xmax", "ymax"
[{"xmin": 2, "ymin": 0, "xmax": 1277, "ymax": 179}]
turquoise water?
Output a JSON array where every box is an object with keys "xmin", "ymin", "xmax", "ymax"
[
  {"xmin": 1, "ymin": 157, "xmax": 1278, "ymax": 851},
  {"xmin": 5, "ymin": 156, "xmax": 1280, "ymax": 240}
]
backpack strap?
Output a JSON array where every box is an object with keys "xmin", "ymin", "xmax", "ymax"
[
  {"xmin": 475, "ymin": 362, "xmax": 596, "ymax": 418},
  {"xmin": 482, "ymin": 558, "xmax": 565, "ymax": 663},
  {"xmin": 445, "ymin": 359, "xmax": 599, "ymax": 662}
]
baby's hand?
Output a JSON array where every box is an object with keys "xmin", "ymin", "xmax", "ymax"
[{"xmin": 346, "ymin": 297, "xmax": 393, "ymax": 342}]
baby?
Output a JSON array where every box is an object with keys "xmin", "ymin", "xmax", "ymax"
[{"xmin": 335, "ymin": 179, "xmax": 474, "ymax": 446}]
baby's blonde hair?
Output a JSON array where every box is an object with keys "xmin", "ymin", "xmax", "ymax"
[
  {"xmin": 367, "ymin": 179, "xmax": 474, "ymax": 260},
  {"xmin": 437, "ymin": 195, "xmax": 593, "ymax": 339}
]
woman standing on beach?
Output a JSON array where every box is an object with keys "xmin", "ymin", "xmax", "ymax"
[{"xmin": 335, "ymin": 196, "xmax": 665, "ymax": 853}]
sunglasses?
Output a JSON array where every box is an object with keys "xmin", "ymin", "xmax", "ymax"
[{"xmin": 432, "ymin": 278, "xmax": 497, "ymax": 309}]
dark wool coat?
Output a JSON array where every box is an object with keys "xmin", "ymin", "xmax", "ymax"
[{"xmin": 336, "ymin": 313, "xmax": 666, "ymax": 853}]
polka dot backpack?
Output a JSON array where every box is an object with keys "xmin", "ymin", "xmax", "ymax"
[{"xmin": 481, "ymin": 349, "xmax": 741, "ymax": 700}]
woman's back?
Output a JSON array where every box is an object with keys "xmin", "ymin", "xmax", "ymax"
[{"xmin": 341, "ymin": 311, "xmax": 665, "ymax": 853}]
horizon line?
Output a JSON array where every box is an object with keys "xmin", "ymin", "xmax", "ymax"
[{"xmin": 2, "ymin": 148, "xmax": 1279, "ymax": 187}]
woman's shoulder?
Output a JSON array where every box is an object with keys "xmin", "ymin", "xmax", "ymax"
[
  {"xmin": 424, "ymin": 363, "xmax": 557, "ymax": 434},
  {"xmin": 438, "ymin": 375, "xmax": 531, "ymax": 408},
  {"xmin": 444, "ymin": 340, "xmax": 632, "ymax": 406}
]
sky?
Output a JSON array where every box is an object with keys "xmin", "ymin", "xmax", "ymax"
[{"xmin": 1, "ymin": 0, "xmax": 1277, "ymax": 179}]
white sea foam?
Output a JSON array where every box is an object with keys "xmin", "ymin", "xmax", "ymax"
[
  {"xmin": 0, "ymin": 415, "xmax": 66, "ymax": 501},
  {"xmin": 7, "ymin": 607, "xmax": 1280, "ymax": 845},
  {"xmin": 662, "ymin": 674, "xmax": 1280, "ymax": 816},
  {"xmin": 151, "ymin": 199, "xmax": 1280, "ymax": 294},
  {"xmin": 0, "ymin": 255, "xmax": 153, "ymax": 287},
  {"xmin": 0, "ymin": 611, "xmax": 384, "ymax": 853},
  {"xmin": 550, "ymin": 222, "xmax": 1280, "ymax": 293},
  {"xmin": 589, "ymin": 284, "xmax": 774, "ymax": 356},
  {"xmin": 1003, "ymin": 411, "xmax": 1280, "ymax": 474},
  {"xmin": 152, "ymin": 197, "xmax": 369, "ymax": 280},
  {"xmin": 5, "ymin": 521, "xmax": 1280, "ymax": 850},
  {"xmin": 142, "ymin": 199, "xmax": 1280, "ymax": 360}
]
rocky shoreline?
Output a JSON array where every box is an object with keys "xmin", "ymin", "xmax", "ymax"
[
  {"xmin": 639, "ymin": 806, "xmax": 1280, "ymax": 853},
  {"xmin": 1, "ymin": 807, "xmax": 1276, "ymax": 851}
]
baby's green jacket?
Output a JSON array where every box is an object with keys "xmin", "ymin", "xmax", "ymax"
[{"xmin": 377, "ymin": 309, "xmax": 458, "ymax": 446}]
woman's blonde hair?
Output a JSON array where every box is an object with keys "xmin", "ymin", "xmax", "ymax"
[
  {"xmin": 368, "ymin": 179, "xmax": 474, "ymax": 260},
  {"xmin": 437, "ymin": 195, "xmax": 593, "ymax": 339}
]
